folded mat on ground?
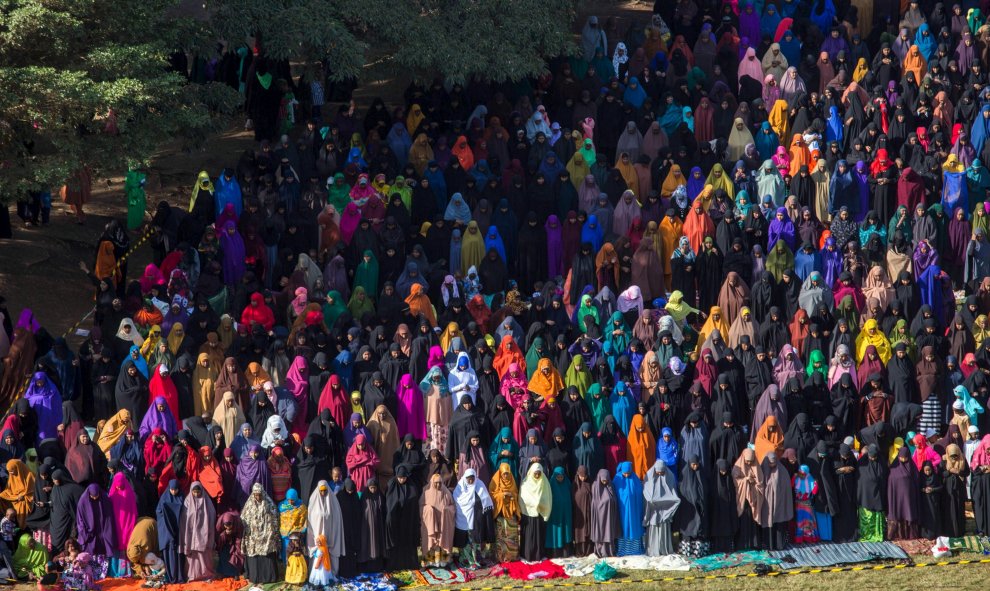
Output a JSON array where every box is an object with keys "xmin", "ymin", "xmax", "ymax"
[
  {"xmin": 769, "ymin": 541, "xmax": 908, "ymax": 568},
  {"xmin": 552, "ymin": 554, "xmax": 692, "ymax": 576},
  {"xmin": 692, "ymin": 551, "xmax": 780, "ymax": 572},
  {"xmin": 499, "ymin": 560, "xmax": 568, "ymax": 580}
]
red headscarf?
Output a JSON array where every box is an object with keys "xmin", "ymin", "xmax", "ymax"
[
  {"xmin": 870, "ymin": 148, "xmax": 894, "ymax": 176},
  {"xmin": 682, "ymin": 198, "xmax": 715, "ymax": 253}
]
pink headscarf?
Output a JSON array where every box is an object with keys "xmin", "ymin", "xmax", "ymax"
[
  {"xmin": 499, "ymin": 363, "xmax": 529, "ymax": 407},
  {"xmin": 108, "ymin": 472, "xmax": 137, "ymax": 551},
  {"xmin": 291, "ymin": 287, "xmax": 308, "ymax": 316},
  {"xmin": 912, "ymin": 434, "xmax": 941, "ymax": 470},
  {"xmin": 339, "ymin": 202, "xmax": 362, "ymax": 244}
]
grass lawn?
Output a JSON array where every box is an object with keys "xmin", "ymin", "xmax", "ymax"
[{"xmin": 440, "ymin": 556, "xmax": 990, "ymax": 591}]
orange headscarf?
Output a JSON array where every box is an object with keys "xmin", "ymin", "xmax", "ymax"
[
  {"xmin": 625, "ymin": 414, "xmax": 657, "ymax": 479},
  {"xmin": 405, "ymin": 284, "xmax": 437, "ymax": 327},
  {"xmin": 902, "ymin": 45, "xmax": 926, "ymax": 86},
  {"xmin": 0, "ymin": 459, "xmax": 35, "ymax": 527},
  {"xmin": 316, "ymin": 534, "xmax": 332, "ymax": 570},
  {"xmin": 594, "ymin": 243, "xmax": 620, "ymax": 288},
  {"xmin": 528, "ymin": 358, "xmax": 565, "ymax": 399},
  {"xmin": 488, "ymin": 464, "xmax": 521, "ymax": 518},
  {"xmin": 754, "ymin": 416, "xmax": 784, "ymax": 462},
  {"xmin": 682, "ymin": 198, "xmax": 715, "ymax": 253},
  {"xmin": 492, "ymin": 335, "xmax": 526, "ymax": 378},
  {"xmin": 94, "ymin": 241, "xmax": 121, "ymax": 286},
  {"xmin": 788, "ymin": 134, "xmax": 811, "ymax": 177},
  {"xmin": 451, "ymin": 136, "xmax": 475, "ymax": 171}
]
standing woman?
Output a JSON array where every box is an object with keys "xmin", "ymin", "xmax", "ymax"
[
  {"xmin": 710, "ymin": 459, "xmax": 738, "ymax": 552},
  {"xmin": 453, "ymin": 469, "xmax": 495, "ymax": 567},
  {"xmin": 107, "ymin": 471, "xmax": 136, "ymax": 576},
  {"xmin": 518, "ymin": 463, "xmax": 552, "ymax": 561},
  {"xmin": 420, "ymin": 473, "xmax": 456, "ymax": 567},
  {"xmin": 590, "ymin": 468, "xmax": 619, "ymax": 557},
  {"xmin": 307, "ymin": 480, "xmax": 344, "ymax": 576},
  {"xmin": 643, "ymin": 460, "xmax": 680, "ymax": 556},
  {"xmin": 180, "ymin": 481, "xmax": 216, "ymax": 581},
  {"xmin": 919, "ymin": 461, "xmax": 944, "ymax": 540},
  {"xmin": 792, "ymin": 465, "xmax": 819, "ymax": 543},
  {"xmin": 385, "ymin": 466, "xmax": 422, "ymax": 570},
  {"xmin": 488, "ymin": 464, "xmax": 521, "ymax": 562},
  {"xmin": 941, "ymin": 444, "xmax": 969, "ymax": 537},
  {"xmin": 887, "ymin": 447, "xmax": 921, "ymax": 539},
  {"xmin": 571, "ymin": 466, "xmax": 593, "ymax": 557},
  {"xmin": 857, "ymin": 444, "xmax": 889, "ymax": 541},
  {"xmin": 75, "ymin": 483, "xmax": 116, "ymax": 565},
  {"xmin": 215, "ymin": 511, "xmax": 245, "ymax": 578},
  {"xmin": 240, "ymin": 483, "xmax": 281, "ymax": 584},
  {"xmin": 358, "ymin": 479, "xmax": 386, "ymax": 574},
  {"xmin": 761, "ymin": 452, "xmax": 794, "ymax": 550},
  {"xmin": 612, "ymin": 461, "xmax": 644, "ymax": 556},
  {"xmin": 734, "ymin": 448, "xmax": 768, "ymax": 551},
  {"xmin": 545, "ymin": 466, "xmax": 573, "ymax": 558},
  {"xmin": 155, "ymin": 480, "xmax": 184, "ymax": 583},
  {"xmin": 676, "ymin": 455, "xmax": 710, "ymax": 557}
]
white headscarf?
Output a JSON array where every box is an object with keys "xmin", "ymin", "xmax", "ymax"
[
  {"xmin": 448, "ymin": 352, "xmax": 479, "ymax": 410},
  {"xmin": 260, "ymin": 414, "xmax": 288, "ymax": 448},
  {"xmin": 519, "ymin": 463, "xmax": 552, "ymax": 520},
  {"xmin": 115, "ymin": 318, "xmax": 145, "ymax": 345},
  {"xmin": 453, "ymin": 468, "xmax": 495, "ymax": 530},
  {"xmin": 307, "ymin": 480, "xmax": 344, "ymax": 572},
  {"xmin": 613, "ymin": 42, "xmax": 629, "ymax": 74}
]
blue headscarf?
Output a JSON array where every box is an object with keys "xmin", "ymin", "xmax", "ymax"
[
  {"xmin": 623, "ymin": 77, "xmax": 647, "ymax": 108},
  {"xmin": 686, "ymin": 167, "xmax": 706, "ymax": 201},
  {"xmin": 539, "ymin": 152, "xmax": 565, "ymax": 180},
  {"xmin": 612, "ymin": 462, "xmax": 645, "ymax": 540},
  {"xmin": 656, "ymin": 427, "xmax": 680, "ymax": 470},
  {"xmin": 971, "ymin": 105, "xmax": 990, "ymax": 157},
  {"xmin": 609, "ymin": 381, "xmax": 635, "ymax": 436},
  {"xmin": 754, "ymin": 122, "xmax": 780, "ymax": 160},
  {"xmin": 760, "ymin": 3, "xmax": 782, "ymax": 38},
  {"xmin": 121, "ymin": 345, "xmax": 149, "ymax": 378},
  {"xmin": 580, "ymin": 214, "xmax": 605, "ymax": 253},
  {"xmin": 423, "ymin": 162, "xmax": 448, "ymax": 211},
  {"xmin": 825, "ymin": 106, "xmax": 844, "ymax": 145},
  {"xmin": 778, "ymin": 30, "xmax": 801, "ymax": 65},
  {"xmin": 484, "ymin": 226, "xmax": 507, "ymax": 262},
  {"xmin": 914, "ymin": 23, "xmax": 937, "ymax": 61},
  {"xmin": 954, "ymin": 385, "xmax": 985, "ymax": 426}
]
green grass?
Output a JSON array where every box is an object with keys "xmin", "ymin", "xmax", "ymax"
[{"xmin": 441, "ymin": 556, "xmax": 990, "ymax": 591}]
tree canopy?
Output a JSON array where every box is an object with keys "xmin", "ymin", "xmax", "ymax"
[
  {"xmin": 0, "ymin": 0, "xmax": 240, "ymax": 200},
  {"xmin": 0, "ymin": 0, "xmax": 576, "ymax": 201},
  {"xmin": 207, "ymin": 0, "xmax": 577, "ymax": 84}
]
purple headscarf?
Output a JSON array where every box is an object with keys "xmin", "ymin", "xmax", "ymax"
[
  {"xmin": 219, "ymin": 221, "xmax": 246, "ymax": 285},
  {"xmin": 234, "ymin": 444, "xmax": 272, "ymax": 503},
  {"xmin": 887, "ymin": 448, "xmax": 921, "ymax": 522},
  {"xmin": 15, "ymin": 309, "xmax": 39, "ymax": 333},
  {"xmin": 821, "ymin": 237, "xmax": 843, "ymax": 287},
  {"xmin": 767, "ymin": 207, "xmax": 796, "ymax": 251},
  {"xmin": 854, "ymin": 161, "xmax": 870, "ymax": 222},
  {"xmin": 344, "ymin": 412, "xmax": 370, "ymax": 448},
  {"xmin": 75, "ymin": 483, "xmax": 116, "ymax": 555},
  {"xmin": 545, "ymin": 215, "xmax": 564, "ymax": 278},
  {"xmin": 686, "ymin": 167, "xmax": 706, "ymax": 201},
  {"xmin": 912, "ymin": 240, "xmax": 939, "ymax": 279},
  {"xmin": 24, "ymin": 371, "xmax": 62, "ymax": 441},
  {"xmin": 139, "ymin": 396, "xmax": 178, "ymax": 440}
]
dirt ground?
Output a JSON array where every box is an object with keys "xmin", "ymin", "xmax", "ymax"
[{"xmin": 0, "ymin": 1, "xmax": 652, "ymax": 342}]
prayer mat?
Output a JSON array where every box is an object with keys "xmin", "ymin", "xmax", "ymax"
[
  {"xmin": 418, "ymin": 567, "xmax": 468, "ymax": 585},
  {"xmin": 692, "ymin": 551, "xmax": 780, "ymax": 571},
  {"xmin": 947, "ymin": 535, "xmax": 990, "ymax": 553},
  {"xmin": 390, "ymin": 570, "xmax": 428, "ymax": 588},
  {"xmin": 98, "ymin": 578, "xmax": 247, "ymax": 591},
  {"xmin": 891, "ymin": 538, "xmax": 936, "ymax": 555},
  {"xmin": 500, "ymin": 560, "xmax": 568, "ymax": 580},
  {"xmin": 769, "ymin": 541, "xmax": 908, "ymax": 568}
]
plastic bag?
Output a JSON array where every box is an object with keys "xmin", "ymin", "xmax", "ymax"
[{"xmin": 593, "ymin": 561, "xmax": 617, "ymax": 582}]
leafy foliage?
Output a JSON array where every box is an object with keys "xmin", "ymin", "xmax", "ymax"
[
  {"xmin": 209, "ymin": 0, "xmax": 578, "ymax": 83},
  {"xmin": 0, "ymin": 0, "xmax": 240, "ymax": 200}
]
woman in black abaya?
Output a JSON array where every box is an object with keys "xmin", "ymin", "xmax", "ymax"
[
  {"xmin": 385, "ymin": 464, "xmax": 422, "ymax": 569},
  {"xmin": 941, "ymin": 443, "xmax": 969, "ymax": 537},
  {"xmin": 336, "ymin": 478, "xmax": 362, "ymax": 577},
  {"xmin": 832, "ymin": 443, "xmax": 859, "ymax": 542}
]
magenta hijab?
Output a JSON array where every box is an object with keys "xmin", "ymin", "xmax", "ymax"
[{"xmin": 107, "ymin": 472, "xmax": 137, "ymax": 551}]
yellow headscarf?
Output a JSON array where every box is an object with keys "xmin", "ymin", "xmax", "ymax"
[
  {"xmin": 855, "ymin": 319, "xmax": 892, "ymax": 364},
  {"xmin": 768, "ymin": 99, "xmax": 790, "ymax": 139},
  {"xmin": 188, "ymin": 171, "xmax": 214, "ymax": 213},
  {"xmin": 943, "ymin": 154, "xmax": 965, "ymax": 173},
  {"xmin": 665, "ymin": 291, "xmax": 699, "ymax": 323}
]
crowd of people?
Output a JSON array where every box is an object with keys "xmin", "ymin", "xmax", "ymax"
[{"xmin": 4, "ymin": 0, "xmax": 990, "ymax": 587}]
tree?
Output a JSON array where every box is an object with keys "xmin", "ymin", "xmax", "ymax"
[
  {"xmin": 0, "ymin": 0, "xmax": 241, "ymax": 201},
  {"xmin": 209, "ymin": 0, "xmax": 578, "ymax": 84}
]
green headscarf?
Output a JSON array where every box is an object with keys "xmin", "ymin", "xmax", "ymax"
[
  {"xmin": 577, "ymin": 294, "xmax": 599, "ymax": 333},
  {"xmin": 765, "ymin": 241, "xmax": 794, "ymax": 281},
  {"xmin": 584, "ymin": 383, "xmax": 612, "ymax": 431},
  {"xmin": 12, "ymin": 534, "xmax": 47, "ymax": 579},
  {"xmin": 888, "ymin": 319, "xmax": 917, "ymax": 361},
  {"xmin": 887, "ymin": 205, "xmax": 912, "ymax": 244},
  {"xmin": 525, "ymin": 337, "xmax": 549, "ymax": 379},
  {"xmin": 973, "ymin": 202, "xmax": 990, "ymax": 237},
  {"xmin": 805, "ymin": 349, "xmax": 827, "ymax": 379},
  {"xmin": 488, "ymin": 426, "xmax": 519, "ymax": 478},
  {"xmin": 125, "ymin": 169, "xmax": 146, "ymax": 230},
  {"xmin": 354, "ymin": 250, "xmax": 379, "ymax": 297},
  {"xmin": 735, "ymin": 189, "xmax": 753, "ymax": 220},
  {"xmin": 347, "ymin": 286, "xmax": 375, "ymax": 320},
  {"xmin": 665, "ymin": 291, "xmax": 699, "ymax": 323},
  {"xmin": 564, "ymin": 355, "xmax": 593, "ymax": 395},
  {"xmin": 322, "ymin": 290, "xmax": 347, "ymax": 328},
  {"xmin": 603, "ymin": 311, "xmax": 631, "ymax": 354},
  {"xmin": 326, "ymin": 173, "xmax": 351, "ymax": 212}
]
